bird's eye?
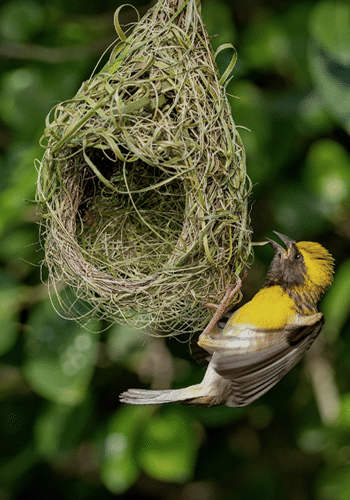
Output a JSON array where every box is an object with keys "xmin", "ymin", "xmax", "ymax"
[{"xmin": 295, "ymin": 252, "xmax": 302, "ymax": 260}]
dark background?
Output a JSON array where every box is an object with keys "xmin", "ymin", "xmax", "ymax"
[{"xmin": 1, "ymin": 0, "xmax": 350, "ymax": 498}]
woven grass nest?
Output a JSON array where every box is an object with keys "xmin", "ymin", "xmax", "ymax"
[{"xmin": 37, "ymin": 0, "xmax": 252, "ymax": 336}]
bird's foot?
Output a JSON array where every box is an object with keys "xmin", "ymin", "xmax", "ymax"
[{"xmin": 200, "ymin": 277, "xmax": 242, "ymax": 338}]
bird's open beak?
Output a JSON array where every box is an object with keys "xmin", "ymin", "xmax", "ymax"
[{"xmin": 266, "ymin": 231, "xmax": 296, "ymax": 257}]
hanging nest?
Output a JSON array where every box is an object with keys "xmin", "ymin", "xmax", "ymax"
[{"xmin": 37, "ymin": 0, "xmax": 252, "ymax": 336}]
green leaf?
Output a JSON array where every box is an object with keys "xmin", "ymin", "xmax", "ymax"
[
  {"xmin": 101, "ymin": 405, "xmax": 155, "ymax": 494},
  {"xmin": 304, "ymin": 139, "xmax": 350, "ymax": 205},
  {"xmin": 189, "ymin": 403, "xmax": 245, "ymax": 427},
  {"xmin": 106, "ymin": 323, "xmax": 145, "ymax": 363},
  {"xmin": 0, "ymin": 0, "xmax": 45, "ymax": 43},
  {"xmin": 241, "ymin": 16, "xmax": 291, "ymax": 69},
  {"xmin": 0, "ymin": 144, "xmax": 40, "ymax": 235},
  {"xmin": 0, "ymin": 227, "xmax": 42, "ymax": 282},
  {"xmin": 137, "ymin": 406, "xmax": 200, "ymax": 483},
  {"xmin": 34, "ymin": 397, "xmax": 92, "ymax": 459},
  {"xmin": 201, "ymin": 0, "xmax": 236, "ymax": 50},
  {"xmin": 309, "ymin": 2, "xmax": 350, "ymax": 131},
  {"xmin": 0, "ymin": 397, "xmax": 40, "ymax": 485},
  {"xmin": 297, "ymin": 427, "xmax": 328, "ymax": 454},
  {"xmin": 228, "ymin": 81, "xmax": 272, "ymax": 185},
  {"xmin": 0, "ymin": 286, "xmax": 20, "ymax": 356},
  {"xmin": 335, "ymin": 393, "xmax": 350, "ymax": 429},
  {"xmin": 273, "ymin": 182, "xmax": 328, "ymax": 238},
  {"xmin": 0, "ymin": 69, "xmax": 51, "ymax": 138},
  {"xmin": 24, "ymin": 298, "xmax": 99, "ymax": 405},
  {"xmin": 321, "ymin": 258, "xmax": 350, "ymax": 341},
  {"xmin": 0, "ymin": 444, "xmax": 38, "ymax": 486},
  {"xmin": 317, "ymin": 466, "xmax": 350, "ymax": 500},
  {"xmin": 309, "ymin": 1, "xmax": 350, "ymax": 64},
  {"xmin": 309, "ymin": 43, "xmax": 350, "ymax": 132}
]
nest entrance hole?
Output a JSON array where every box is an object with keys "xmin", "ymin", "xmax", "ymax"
[{"xmin": 75, "ymin": 148, "xmax": 187, "ymax": 278}]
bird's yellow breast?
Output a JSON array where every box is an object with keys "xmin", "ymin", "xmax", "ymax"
[{"xmin": 227, "ymin": 285, "xmax": 296, "ymax": 331}]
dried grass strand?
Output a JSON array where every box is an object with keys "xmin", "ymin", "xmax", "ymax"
[{"xmin": 37, "ymin": 0, "xmax": 252, "ymax": 336}]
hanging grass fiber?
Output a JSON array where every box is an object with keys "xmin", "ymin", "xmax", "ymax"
[{"xmin": 37, "ymin": 0, "xmax": 252, "ymax": 336}]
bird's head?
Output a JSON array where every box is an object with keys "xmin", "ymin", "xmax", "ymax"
[{"xmin": 265, "ymin": 232, "xmax": 334, "ymax": 305}]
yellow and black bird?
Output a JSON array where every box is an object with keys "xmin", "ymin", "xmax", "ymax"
[{"xmin": 120, "ymin": 233, "xmax": 334, "ymax": 407}]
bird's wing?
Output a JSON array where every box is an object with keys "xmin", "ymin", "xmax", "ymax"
[
  {"xmin": 209, "ymin": 314, "xmax": 324, "ymax": 407},
  {"xmin": 190, "ymin": 323, "xmax": 223, "ymax": 365}
]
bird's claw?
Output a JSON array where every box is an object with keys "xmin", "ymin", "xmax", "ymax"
[{"xmin": 200, "ymin": 277, "xmax": 242, "ymax": 338}]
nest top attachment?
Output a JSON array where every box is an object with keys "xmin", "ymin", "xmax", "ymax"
[{"xmin": 37, "ymin": 0, "xmax": 251, "ymax": 336}]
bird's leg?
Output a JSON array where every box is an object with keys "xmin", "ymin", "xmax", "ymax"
[{"xmin": 200, "ymin": 276, "xmax": 242, "ymax": 338}]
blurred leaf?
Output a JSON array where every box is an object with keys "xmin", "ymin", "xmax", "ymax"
[
  {"xmin": 228, "ymin": 81, "xmax": 272, "ymax": 185},
  {"xmin": 241, "ymin": 16, "xmax": 291, "ymax": 70},
  {"xmin": 229, "ymin": 466, "xmax": 278, "ymax": 500},
  {"xmin": 0, "ymin": 145, "xmax": 40, "ymax": 235},
  {"xmin": 304, "ymin": 139, "xmax": 350, "ymax": 206},
  {"xmin": 34, "ymin": 397, "xmax": 92, "ymax": 459},
  {"xmin": 309, "ymin": 1, "xmax": 350, "ymax": 64},
  {"xmin": 322, "ymin": 258, "xmax": 350, "ymax": 341},
  {"xmin": 0, "ymin": 288, "xmax": 19, "ymax": 356},
  {"xmin": 137, "ymin": 406, "xmax": 200, "ymax": 483},
  {"xmin": 335, "ymin": 393, "xmax": 350, "ymax": 429},
  {"xmin": 297, "ymin": 426, "xmax": 328, "ymax": 454},
  {"xmin": 61, "ymin": 22, "xmax": 93, "ymax": 45},
  {"xmin": 1, "ymin": 69, "xmax": 54, "ymax": 137},
  {"xmin": 24, "ymin": 298, "xmax": 99, "ymax": 405},
  {"xmin": 0, "ymin": 396, "xmax": 40, "ymax": 486},
  {"xmin": 0, "ymin": 272, "xmax": 21, "ymax": 356},
  {"xmin": 0, "ymin": 366, "xmax": 23, "ymax": 399},
  {"xmin": 0, "ymin": 444, "xmax": 38, "ymax": 487},
  {"xmin": 0, "ymin": 0, "xmax": 45, "ymax": 43},
  {"xmin": 0, "ymin": 225, "xmax": 42, "ymax": 284},
  {"xmin": 0, "ymin": 226, "xmax": 37, "ymax": 263},
  {"xmin": 0, "ymin": 63, "xmax": 89, "ymax": 144},
  {"xmin": 189, "ymin": 404, "xmax": 245, "ymax": 428},
  {"xmin": 316, "ymin": 466, "xmax": 350, "ymax": 500},
  {"xmin": 101, "ymin": 405, "xmax": 154, "ymax": 494},
  {"xmin": 309, "ymin": 44, "xmax": 350, "ymax": 133},
  {"xmin": 273, "ymin": 182, "xmax": 328, "ymax": 238},
  {"xmin": 298, "ymin": 90, "xmax": 334, "ymax": 133},
  {"xmin": 201, "ymin": 0, "xmax": 236, "ymax": 50},
  {"xmin": 309, "ymin": 2, "xmax": 350, "ymax": 132},
  {"xmin": 106, "ymin": 323, "xmax": 145, "ymax": 363}
]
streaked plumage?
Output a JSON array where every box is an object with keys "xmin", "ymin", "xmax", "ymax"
[{"xmin": 120, "ymin": 233, "xmax": 334, "ymax": 407}]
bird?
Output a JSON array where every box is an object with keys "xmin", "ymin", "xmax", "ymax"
[{"xmin": 119, "ymin": 232, "xmax": 334, "ymax": 407}]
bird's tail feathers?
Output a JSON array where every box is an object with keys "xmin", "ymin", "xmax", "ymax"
[
  {"xmin": 119, "ymin": 384, "xmax": 224, "ymax": 407},
  {"xmin": 119, "ymin": 388, "xmax": 187, "ymax": 405}
]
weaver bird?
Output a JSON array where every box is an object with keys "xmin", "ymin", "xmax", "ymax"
[{"xmin": 120, "ymin": 233, "xmax": 334, "ymax": 407}]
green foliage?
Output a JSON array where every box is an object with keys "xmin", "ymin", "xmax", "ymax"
[
  {"xmin": 24, "ymin": 298, "xmax": 99, "ymax": 404},
  {"xmin": 304, "ymin": 139, "xmax": 350, "ymax": 206},
  {"xmin": 101, "ymin": 405, "xmax": 199, "ymax": 492},
  {"xmin": 34, "ymin": 397, "xmax": 93, "ymax": 458},
  {"xmin": 0, "ymin": 0, "xmax": 350, "ymax": 499},
  {"xmin": 0, "ymin": 1, "xmax": 45, "ymax": 42},
  {"xmin": 309, "ymin": 1, "xmax": 350, "ymax": 131},
  {"xmin": 137, "ymin": 406, "xmax": 199, "ymax": 483},
  {"xmin": 101, "ymin": 405, "xmax": 151, "ymax": 493},
  {"xmin": 322, "ymin": 258, "xmax": 350, "ymax": 341}
]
